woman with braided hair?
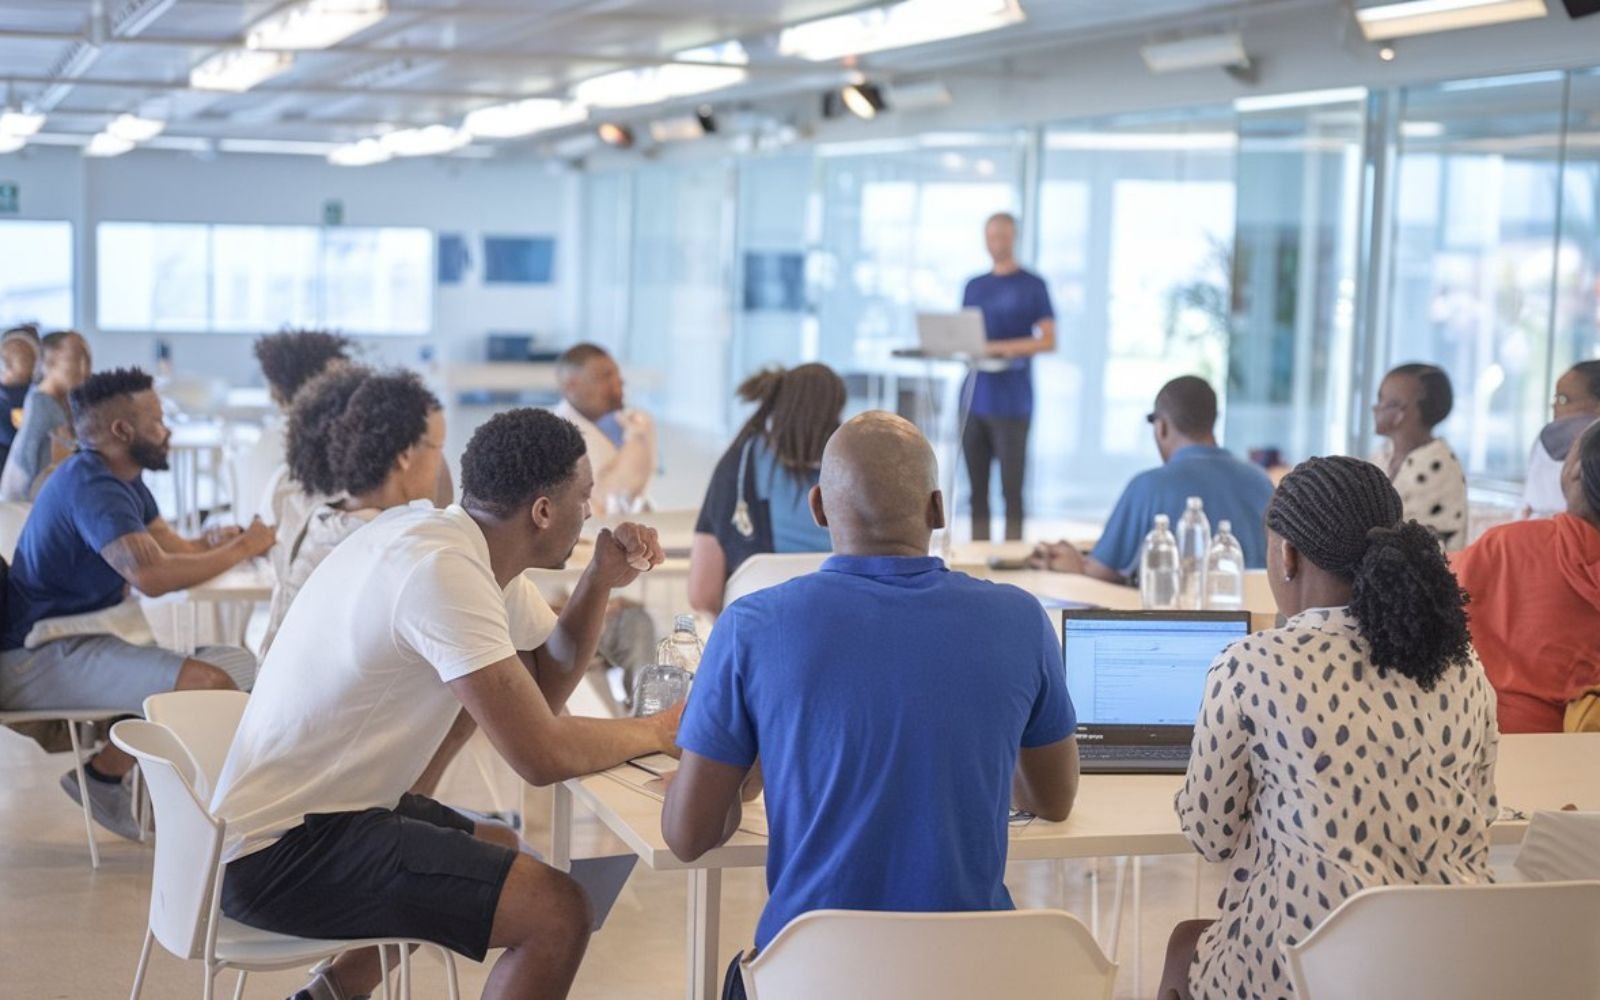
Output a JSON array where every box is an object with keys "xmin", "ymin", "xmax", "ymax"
[
  {"xmin": 1158, "ymin": 455, "xmax": 1498, "ymax": 1000},
  {"xmin": 1454, "ymin": 421, "xmax": 1600, "ymax": 733}
]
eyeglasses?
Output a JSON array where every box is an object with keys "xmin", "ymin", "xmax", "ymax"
[{"xmin": 1373, "ymin": 399, "xmax": 1407, "ymax": 412}]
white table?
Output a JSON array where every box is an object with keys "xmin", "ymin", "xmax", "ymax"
[
  {"xmin": 553, "ymin": 734, "xmax": 1600, "ymax": 1000},
  {"xmin": 142, "ymin": 559, "xmax": 275, "ymax": 653},
  {"xmin": 583, "ymin": 508, "xmax": 699, "ymax": 559}
]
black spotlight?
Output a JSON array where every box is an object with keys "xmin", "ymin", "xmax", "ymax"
[
  {"xmin": 596, "ymin": 121, "xmax": 634, "ymax": 148},
  {"xmin": 840, "ymin": 81, "xmax": 888, "ymax": 120}
]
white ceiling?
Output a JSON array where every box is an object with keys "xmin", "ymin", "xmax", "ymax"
[{"xmin": 0, "ymin": 0, "xmax": 1284, "ymax": 153}]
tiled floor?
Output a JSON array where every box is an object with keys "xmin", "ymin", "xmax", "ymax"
[{"xmin": 1, "ymin": 724, "xmax": 1222, "ymax": 1000}]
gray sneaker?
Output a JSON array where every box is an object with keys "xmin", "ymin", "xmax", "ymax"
[{"xmin": 60, "ymin": 766, "xmax": 142, "ymax": 842}]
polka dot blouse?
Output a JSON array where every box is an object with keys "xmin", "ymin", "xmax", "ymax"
[
  {"xmin": 1372, "ymin": 438, "xmax": 1469, "ymax": 551},
  {"xmin": 1176, "ymin": 607, "xmax": 1499, "ymax": 1000}
]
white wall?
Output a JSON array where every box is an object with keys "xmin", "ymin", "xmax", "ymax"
[{"xmin": 0, "ymin": 145, "xmax": 579, "ymax": 386}]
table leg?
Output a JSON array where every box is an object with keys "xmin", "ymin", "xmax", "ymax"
[
  {"xmin": 1105, "ymin": 856, "xmax": 1129, "ymax": 959},
  {"xmin": 1133, "ymin": 856, "xmax": 1144, "ymax": 997},
  {"xmin": 686, "ymin": 868, "xmax": 722, "ymax": 1000},
  {"xmin": 550, "ymin": 782, "xmax": 572, "ymax": 873}
]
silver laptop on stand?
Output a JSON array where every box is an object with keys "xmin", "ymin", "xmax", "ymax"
[
  {"xmin": 902, "ymin": 309, "xmax": 987, "ymax": 358},
  {"xmin": 1063, "ymin": 609, "xmax": 1252, "ymax": 774}
]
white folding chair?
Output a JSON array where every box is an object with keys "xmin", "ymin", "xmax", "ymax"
[
  {"xmin": 1511, "ymin": 811, "xmax": 1600, "ymax": 883},
  {"xmin": 0, "ymin": 500, "xmax": 30, "ymax": 561},
  {"xmin": 722, "ymin": 552, "xmax": 828, "ymax": 610},
  {"xmin": 739, "ymin": 909, "xmax": 1117, "ymax": 1000},
  {"xmin": 143, "ymin": 690, "xmax": 250, "ymax": 803},
  {"xmin": 110, "ymin": 719, "xmax": 462, "ymax": 1000},
  {"xmin": 0, "ymin": 706, "xmax": 130, "ymax": 868},
  {"xmin": 1285, "ymin": 881, "xmax": 1600, "ymax": 1000}
]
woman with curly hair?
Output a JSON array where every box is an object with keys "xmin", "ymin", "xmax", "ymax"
[
  {"xmin": 261, "ymin": 368, "xmax": 444, "ymax": 657},
  {"xmin": 1159, "ymin": 455, "xmax": 1499, "ymax": 1000}
]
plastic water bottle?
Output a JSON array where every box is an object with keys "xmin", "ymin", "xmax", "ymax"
[
  {"xmin": 631, "ymin": 614, "xmax": 703, "ymax": 717},
  {"xmin": 1139, "ymin": 514, "xmax": 1181, "ymax": 610},
  {"xmin": 1176, "ymin": 496, "xmax": 1212, "ymax": 610},
  {"xmin": 1203, "ymin": 520, "xmax": 1246, "ymax": 611}
]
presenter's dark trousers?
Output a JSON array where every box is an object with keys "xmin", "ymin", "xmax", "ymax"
[{"xmin": 962, "ymin": 412, "xmax": 1029, "ymax": 541}]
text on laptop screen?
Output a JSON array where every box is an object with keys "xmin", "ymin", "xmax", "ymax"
[{"xmin": 1064, "ymin": 616, "xmax": 1249, "ymax": 726}]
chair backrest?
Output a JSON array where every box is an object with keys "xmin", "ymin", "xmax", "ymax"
[
  {"xmin": 740, "ymin": 909, "xmax": 1117, "ymax": 1000},
  {"xmin": 142, "ymin": 690, "xmax": 250, "ymax": 802},
  {"xmin": 1286, "ymin": 881, "xmax": 1600, "ymax": 1000},
  {"xmin": 0, "ymin": 501, "xmax": 29, "ymax": 563},
  {"xmin": 723, "ymin": 552, "xmax": 829, "ymax": 610},
  {"xmin": 1514, "ymin": 812, "xmax": 1600, "ymax": 883},
  {"xmin": 109, "ymin": 719, "xmax": 226, "ymax": 963}
]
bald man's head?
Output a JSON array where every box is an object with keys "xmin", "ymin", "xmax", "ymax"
[{"xmin": 812, "ymin": 411, "xmax": 944, "ymax": 556}]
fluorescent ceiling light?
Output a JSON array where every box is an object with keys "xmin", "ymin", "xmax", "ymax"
[
  {"xmin": 676, "ymin": 40, "xmax": 748, "ymax": 65},
  {"xmin": 378, "ymin": 125, "xmax": 469, "ymax": 157},
  {"xmin": 779, "ymin": 0, "xmax": 1025, "ymax": 62},
  {"xmin": 247, "ymin": 0, "xmax": 388, "ymax": 50},
  {"xmin": 191, "ymin": 49, "xmax": 295, "ymax": 92},
  {"xmin": 84, "ymin": 132, "xmax": 135, "ymax": 157},
  {"xmin": 1235, "ymin": 87, "xmax": 1368, "ymax": 112},
  {"xmin": 0, "ymin": 110, "xmax": 46, "ymax": 137},
  {"xmin": 1401, "ymin": 120, "xmax": 1446, "ymax": 137},
  {"xmin": 1354, "ymin": 0, "xmax": 1547, "ymax": 40},
  {"xmin": 1141, "ymin": 32, "xmax": 1249, "ymax": 73},
  {"xmin": 0, "ymin": 134, "xmax": 25, "ymax": 154},
  {"xmin": 464, "ymin": 98, "xmax": 589, "ymax": 139},
  {"xmin": 328, "ymin": 137, "xmax": 391, "ymax": 166},
  {"xmin": 107, "ymin": 113, "xmax": 165, "ymax": 142},
  {"xmin": 573, "ymin": 63, "xmax": 746, "ymax": 109}
]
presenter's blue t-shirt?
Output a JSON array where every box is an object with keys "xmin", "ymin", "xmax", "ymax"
[
  {"xmin": 3, "ymin": 450, "xmax": 159, "ymax": 650},
  {"xmin": 677, "ymin": 555, "xmax": 1077, "ymax": 948},
  {"xmin": 962, "ymin": 269, "xmax": 1054, "ymax": 419},
  {"xmin": 1090, "ymin": 445, "xmax": 1275, "ymax": 580}
]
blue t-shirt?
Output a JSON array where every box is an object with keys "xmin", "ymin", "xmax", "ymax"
[
  {"xmin": 3, "ymin": 450, "xmax": 159, "ymax": 650},
  {"xmin": 1090, "ymin": 444, "xmax": 1275, "ymax": 580},
  {"xmin": 962, "ymin": 269, "xmax": 1054, "ymax": 419},
  {"xmin": 594, "ymin": 412, "xmax": 625, "ymax": 449},
  {"xmin": 677, "ymin": 555, "xmax": 1076, "ymax": 948},
  {"xmin": 694, "ymin": 437, "xmax": 830, "ymax": 580}
]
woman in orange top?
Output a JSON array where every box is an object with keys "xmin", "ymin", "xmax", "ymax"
[{"xmin": 1453, "ymin": 421, "xmax": 1600, "ymax": 732}]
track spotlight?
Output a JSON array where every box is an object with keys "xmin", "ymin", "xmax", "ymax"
[
  {"xmin": 840, "ymin": 81, "xmax": 887, "ymax": 120},
  {"xmin": 597, "ymin": 121, "xmax": 635, "ymax": 148}
]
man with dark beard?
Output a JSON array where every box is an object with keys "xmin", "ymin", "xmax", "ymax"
[{"xmin": 0, "ymin": 367, "xmax": 271, "ymax": 839}]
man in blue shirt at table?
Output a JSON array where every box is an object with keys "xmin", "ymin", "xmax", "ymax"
[
  {"xmin": 0, "ymin": 368, "xmax": 270, "ymax": 839},
  {"xmin": 1030, "ymin": 376, "xmax": 1274, "ymax": 582},
  {"xmin": 662, "ymin": 411, "xmax": 1079, "ymax": 999},
  {"xmin": 962, "ymin": 212, "xmax": 1056, "ymax": 542}
]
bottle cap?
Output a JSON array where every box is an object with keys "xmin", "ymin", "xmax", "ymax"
[
  {"xmin": 1218, "ymin": 520, "xmax": 1231, "ymax": 532},
  {"xmin": 1186, "ymin": 496, "xmax": 1203, "ymax": 507},
  {"xmin": 1154, "ymin": 513, "xmax": 1170, "ymax": 528}
]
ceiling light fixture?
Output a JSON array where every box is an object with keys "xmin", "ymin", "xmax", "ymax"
[
  {"xmin": 84, "ymin": 132, "xmax": 136, "ymax": 157},
  {"xmin": 885, "ymin": 80, "xmax": 953, "ymax": 112},
  {"xmin": 463, "ymin": 98, "xmax": 589, "ymax": 139},
  {"xmin": 1140, "ymin": 32, "xmax": 1251, "ymax": 73},
  {"xmin": 328, "ymin": 137, "xmax": 392, "ymax": 166},
  {"xmin": 107, "ymin": 113, "xmax": 166, "ymax": 142},
  {"xmin": 573, "ymin": 63, "xmax": 747, "ymax": 109},
  {"xmin": 1354, "ymin": 0, "xmax": 1548, "ymax": 40},
  {"xmin": 840, "ymin": 82, "xmax": 888, "ymax": 120},
  {"xmin": 378, "ymin": 125, "xmax": 470, "ymax": 157},
  {"xmin": 596, "ymin": 122, "xmax": 635, "ymax": 148},
  {"xmin": 1378, "ymin": 43, "xmax": 1398, "ymax": 59},
  {"xmin": 0, "ymin": 110, "xmax": 46, "ymax": 137},
  {"xmin": 0, "ymin": 134, "xmax": 25, "ymax": 155},
  {"xmin": 1234, "ymin": 87, "xmax": 1369, "ymax": 113},
  {"xmin": 247, "ymin": 0, "xmax": 389, "ymax": 50},
  {"xmin": 648, "ymin": 106, "xmax": 717, "ymax": 143},
  {"xmin": 191, "ymin": 49, "xmax": 295, "ymax": 91},
  {"xmin": 779, "ymin": 0, "xmax": 1025, "ymax": 62}
]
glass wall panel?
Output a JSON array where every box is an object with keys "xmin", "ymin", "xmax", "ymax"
[
  {"xmin": 733, "ymin": 155, "xmax": 814, "ymax": 382},
  {"xmin": 1387, "ymin": 72, "xmax": 1570, "ymax": 481},
  {"xmin": 0, "ymin": 220, "xmax": 73, "ymax": 329},
  {"xmin": 1036, "ymin": 111, "xmax": 1237, "ymax": 516},
  {"xmin": 1555, "ymin": 69, "xmax": 1600, "ymax": 386},
  {"xmin": 580, "ymin": 171, "xmax": 633, "ymax": 355}
]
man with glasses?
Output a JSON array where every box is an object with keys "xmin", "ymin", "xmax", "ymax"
[
  {"xmin": 1524, "ymin": 360, "xmax": 1600, "ymax": 518},
  {"xmin": 1028, "ymin": 376, "xmax": 1273, "ymax": 581}
]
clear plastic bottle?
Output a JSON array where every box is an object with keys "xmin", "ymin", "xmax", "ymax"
[
  {"xmin": 1203, "ymin": 520, "xmax": 1246, "ymax": 611},
  {"xmin": 1139, "ymin": 514, "xmax": 1181, "ymax": 610},
  {"xmin": 1176, "ymin": 496, "xmax": 1212, "ymax": 610},
  {"xmin": 631, "ymin": 614, "xmax": 703, "ymax": 717}
]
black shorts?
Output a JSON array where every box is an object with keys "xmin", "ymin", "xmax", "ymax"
[{"xmin": 221, "ymin": 793, "xmax": 518, "ymax": 962}]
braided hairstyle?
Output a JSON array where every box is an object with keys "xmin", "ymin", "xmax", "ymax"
[
  {"xmin": 732, "ymin": 363, "xmax": 847, "ymax": 480},
  {"xmin": 1266, "ymin": 455, "xmax": 1472, "ymax": 691}
]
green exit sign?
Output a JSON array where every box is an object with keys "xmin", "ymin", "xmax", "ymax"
[{"xmin": 0, "ymin": 182, "xmax": 17, "ymax": 214}]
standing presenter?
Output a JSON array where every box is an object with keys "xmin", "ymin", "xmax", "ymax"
[{"xmin": 961, "ymin": 212, "xmax": 1055, "ymax": 541}]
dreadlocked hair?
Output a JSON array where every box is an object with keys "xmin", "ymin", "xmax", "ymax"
[
  {"xmin": 733, "ymin": 363, "xmax": 847, "ymax": 479},
  {"xmin": 1266, "ymin": 455, "xmax": 1472, "ymax": 692}
]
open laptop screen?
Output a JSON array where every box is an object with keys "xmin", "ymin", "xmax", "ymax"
[{"xmin": 1062, "ymin": 610, "xmax": 1252, "ymax": 727}]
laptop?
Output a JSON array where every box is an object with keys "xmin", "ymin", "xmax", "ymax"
[
  {"xmin": 1062, "ymin": 609, "xmax": 1252, "ymax": 774},
  {"xmin": 909, "ymin": 309, "xmax": 987, "ymax": 357}
]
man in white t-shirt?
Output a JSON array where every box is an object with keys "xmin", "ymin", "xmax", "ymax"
[
  {"xmin": 210, "ymin": 407, "xmax": 679, "ymax": 1000},
  {"xmin": 552, "ymin": 343, "xmax": 655, "ymax": 515}
]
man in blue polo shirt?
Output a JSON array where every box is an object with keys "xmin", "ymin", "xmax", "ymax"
[
  {"xmin": 1030, "ymin": 376, "xmax": 1274, "ymax": 581},
  {"xmin": 663, "ymin": 411, "xmax": 1079, "ymax": 998},
  {"xmin": 962, "ymin": 212, "xmax": 1056, "ymax": 542}
]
